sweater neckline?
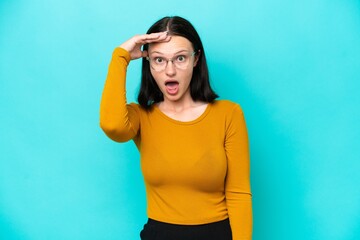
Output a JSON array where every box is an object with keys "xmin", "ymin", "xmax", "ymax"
[{"xmin": 153, "ymin": 103, "xmax": 212, "ymax": 125}]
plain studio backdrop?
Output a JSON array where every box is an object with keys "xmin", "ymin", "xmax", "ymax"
[{"xmin": 0, "ymin": 0, "xmax": 359, "ymax": 239}]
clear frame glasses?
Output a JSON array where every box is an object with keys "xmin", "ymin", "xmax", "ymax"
[{"xmin": 146, "ymin": 51, "xmax": 196, "ymax": 72}]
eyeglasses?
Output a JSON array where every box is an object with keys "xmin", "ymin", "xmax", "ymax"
[{"xmin": 146, "ymin": 51, "xmax": 196, "ymax": 72}]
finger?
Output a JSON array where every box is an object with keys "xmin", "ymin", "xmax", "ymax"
[
  {"xmin": 137, "ymin": 34, "xmax": 171, "ymax": 45},
  {"xmin": 135, "ymin": 32, "xmax": 168, "ymax": 43},
  {"xmin": 141, "ymin": 32, "xmax": 166, "ymax": 41},
  {"xmin": 148, "ymin": 35, "xmax": 171, "ymax": 44},
  {"xmin": 148, "ymin": 31, "xmax": 168, "ymax": 38},
  {"xmin": 160, "ymin": 35, "xmax": 171, "ymax": 42}
]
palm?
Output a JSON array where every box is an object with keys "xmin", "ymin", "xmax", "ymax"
[{"xmin": 130, "ymin": 43, "xmax": 145, "ymax": 59}]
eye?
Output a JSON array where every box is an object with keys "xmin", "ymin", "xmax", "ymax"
[
  {"xmin": 154, "ymin": 57, "xmax": 164, "ymax": 64},
  {"xmin": 176, "ymin": 55, "xmax": 187, "ymax": 62}
]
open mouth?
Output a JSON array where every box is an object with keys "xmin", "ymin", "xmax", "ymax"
[
  {"xmin": 165, "ymin": 80, "xmax": 179, "ymax": 87},
  {"xmin": 165, "ymin": 80, "xmax": 179, "ymax": 95}
]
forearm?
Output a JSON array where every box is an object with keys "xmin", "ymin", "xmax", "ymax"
[{"xmin": 227, "ymin": 193, "xmax": 252, "ymax": 239}]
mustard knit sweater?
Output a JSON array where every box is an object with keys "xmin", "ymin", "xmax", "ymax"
[{"xmin": 100, "ymin": 48, "xmax": 252, "ymax": 239}]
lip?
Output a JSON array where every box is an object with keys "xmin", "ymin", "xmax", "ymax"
[
  {"xmin": 164, "ymin": 79, "xmax": 179, "ymax": 85},
  {"xmin": 164, "ymin": 79, "xmax": 180, "ymax": 95}
]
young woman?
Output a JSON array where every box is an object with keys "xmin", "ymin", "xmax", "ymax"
[{"xmin": 100, "ymin": 16, "xmax": 252, "ymax": 240}]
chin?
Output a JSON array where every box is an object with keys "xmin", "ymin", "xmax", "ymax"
[{"xmin": 164, "ymin": 94, "xmax": 183, "ymax": 101}]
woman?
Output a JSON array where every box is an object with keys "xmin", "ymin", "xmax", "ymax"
[{"xmin": 100, "ymin": 16, "xmax": 252, "ymax": 240}]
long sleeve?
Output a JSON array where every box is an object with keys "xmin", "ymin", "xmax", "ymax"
[
  {"xmin": 224, "ymin": 104, "xmax": 252, "ymax": 240},
  {"xmin": 100, "ymin": 47, "xmax": 140, "ymax": 142}
]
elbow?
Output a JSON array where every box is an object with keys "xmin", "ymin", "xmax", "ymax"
[
  {"xmin": 99, "ymin": 120, "xmax": 115, "ymax": 133},
  {"xmin": 99, "ymin": 121, "xmax": 133, "ymax": 142}
]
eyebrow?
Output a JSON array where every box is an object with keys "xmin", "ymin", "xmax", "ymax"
[{"xmin": 149, "ymin": 50, "xmax": 190, "ymax": 55}]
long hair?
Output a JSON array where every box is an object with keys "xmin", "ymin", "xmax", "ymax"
[{"xmin": 138, "ymin": 16, "xmax": 218, "ymax": 109}]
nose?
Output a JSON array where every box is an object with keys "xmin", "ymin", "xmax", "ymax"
[{"xmin": 165, "ymin": 60, "xmax": 176, "ymax": 76}]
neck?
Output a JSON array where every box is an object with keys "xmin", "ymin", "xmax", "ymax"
[
  {"xmin": 159, "ymin": 98, "xmax": 197, "ymax": 113},
  {"xmin": 157, "ymin": 98, "xmax": 208, "ymax": 122}
]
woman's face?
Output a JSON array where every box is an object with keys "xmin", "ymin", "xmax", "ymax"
[{"xmin": 148, "ymin": 36, "xmax": 199, "ymax": 103}]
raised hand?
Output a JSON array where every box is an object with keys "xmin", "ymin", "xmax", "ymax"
[{"xmin": 119, "ymin": 31, "xmax": 171, "ymax": 60}]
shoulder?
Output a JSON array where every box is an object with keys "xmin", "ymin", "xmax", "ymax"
[
  {"xmin": 128, "ymin": 102, "xmax": 142, "ymax": 111},
  {"xmin": 211, "ymin": 100, "xmax": 244, "ymax": 115},
  {"xmin": 211, "ymin": 100, "xmax": 247, "ymax": 132},
  {"xmin": 128, "ymin": 102, "xmax": 154, "ymax": 115}
]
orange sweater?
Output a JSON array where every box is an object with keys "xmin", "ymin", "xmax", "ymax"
[{"xmin": 100, "ymin": 48, "xmax": 252, "ymax": 239}]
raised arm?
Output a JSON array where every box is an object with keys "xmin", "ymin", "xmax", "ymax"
[
  {"xmin": 99, "ymin": 32, "xmax": 171, "ymax": 142},
  {"xmin": 224, "ymin": 104, "xmax": 253, "ymax": 240},
  {"xmin": 100, "ymin": 47, "xmax": 138, "ymax": 142}
]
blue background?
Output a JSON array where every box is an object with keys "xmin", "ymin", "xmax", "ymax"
[{"xmin": 1, "ymin": 0, "xmax": 359, "ymax": 239}]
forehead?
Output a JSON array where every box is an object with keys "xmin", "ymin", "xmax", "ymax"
[{"xmin": 149, "ymin": 36, "xmax": 193, "ymax": 54}]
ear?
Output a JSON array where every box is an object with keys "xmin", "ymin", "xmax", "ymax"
[{"xmin": 193, "ymin": 50, "xmax": 201, "ymax": 67}]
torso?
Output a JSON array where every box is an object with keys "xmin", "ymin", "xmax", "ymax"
[{"xmin": 129, "ymin": 100, "xmax": 248, "ymax": 224}]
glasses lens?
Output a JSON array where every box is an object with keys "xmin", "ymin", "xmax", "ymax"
[
  {"xmin": 173, "ymin": 55, "xmax": 190, "ymax": 69},
  {"xmin": 150, "ymin": 56, "xmax": 167, "ymax": 71},
  {"xmin": 148, "ymin": 52, "xmax": 195, "ymax": 71}
]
